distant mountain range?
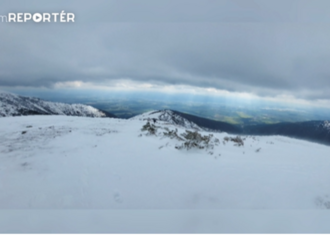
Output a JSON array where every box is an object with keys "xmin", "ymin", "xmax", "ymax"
[
  {"xmin": 1, "ymin": 91, "xmax": 330, "ymax": 145},
  {"xmin": 0, "ymin": 91, "xmax": 117, "ymax": 118},
  {"xmin": 243, "ymin": 120, "xmax": 330, "ymax": 146}
]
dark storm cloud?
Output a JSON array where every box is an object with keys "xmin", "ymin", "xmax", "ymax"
[{"xmin": 1, "ymin": 0, "xmax": 330, "ymax": 101}]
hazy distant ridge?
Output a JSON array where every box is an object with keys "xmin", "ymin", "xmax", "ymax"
[
  {"xmin": 0, "ymin": 91, "xmax": 116, "ymax": 118},
  {"xmin": 148, "ymin": 109, "xmax": 330, "ymax": 146}
]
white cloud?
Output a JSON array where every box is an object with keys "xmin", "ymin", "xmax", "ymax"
[{"xmin": 51, "ymin": 79, "xmax": 330, "ymax": 109}]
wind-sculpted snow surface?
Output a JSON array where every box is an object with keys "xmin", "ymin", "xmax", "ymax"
[
  {"xmin": 2, "ymin": 115, "xmax": 330, "ymax": 232},
  {"xmin": 1, "ymin": 115, "xmax": 330, "ymax": 213},
  {"xmin": 0, "ymin": 91, "xmax": 108, "ymax": 118}
]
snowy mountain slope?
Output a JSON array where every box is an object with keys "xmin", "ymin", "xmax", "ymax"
[
  {"xmin": 170, "ymin": 109, "xmax": 242, "ymax": 133},
  {"xmin": 1, "ymin": 115, "xmax": 330, "ymax": 211},
  {"xmin": 171, "ymin": 110, "xmax": 330, "ymax": 146},
  {"xmin": 0, "ymin": 91, "xmax": 114, "ymax": 118},
  {"xmin": 131, "ymin": 109, "xmax": 202, "ymax": 130},
  {"xmin": 132, "ymin": 109, "xmax": 330, "ymax": 147}
]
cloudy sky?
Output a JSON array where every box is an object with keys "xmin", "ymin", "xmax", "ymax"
[{"xmin": 1, "ymin": 0, "xmax": 330, "ymax": 105}]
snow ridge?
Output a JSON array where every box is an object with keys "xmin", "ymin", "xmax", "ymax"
[
  {"xmin": 0, "ymin": 91, "xmax": 107, "ymax": 118},
  {"xmin": 131, "ymin": 109, "xmax": 201, "ymax": 130}
]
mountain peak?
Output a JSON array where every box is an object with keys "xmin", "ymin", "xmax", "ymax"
[
  {"xmin": 0, "ymin": 91, "xmax": 111, "ymax": 118},
  {"xmin": 131, "ymin": 109, "xmax": 201, "ymax": 130}
]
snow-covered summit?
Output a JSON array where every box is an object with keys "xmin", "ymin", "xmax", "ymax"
[
  {"xmin": 0, "ymin": 91, "xmax": 109, "ymax": 118},
  {"xmin": 131, "ymin": 109, "xmax": 201, "ymax": 130}
]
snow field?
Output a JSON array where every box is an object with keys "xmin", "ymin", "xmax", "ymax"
[{"xmin": 0, "ymin": 115, "xmax": 330, "ymax": 210}]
